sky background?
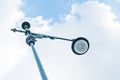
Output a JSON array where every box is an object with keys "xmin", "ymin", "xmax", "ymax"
[{"xmin": 0, "ymin": 0, "xmax": 120, "ymax": 80}]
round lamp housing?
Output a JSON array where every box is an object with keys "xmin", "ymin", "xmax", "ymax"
[
  {"xmin": 71, "ymin": 37, "xmax": 89, "ymax": 55},
  {"xmin": 22, "ymin": 22, "xmax": 30, "ymax": 30}
]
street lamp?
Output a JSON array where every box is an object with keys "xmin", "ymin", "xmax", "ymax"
[
  {"xmin": 11, "ymin": 21, "xmax": 90, "ymax": 80},
  {"xmin": 72, "ymin": 37, "xmax": 89, "ymax": 55}
]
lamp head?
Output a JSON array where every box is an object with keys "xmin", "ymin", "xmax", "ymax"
[
  {"xmin": 22, "ymin": 22, "xmax": 30, "ymax": 30},
  {"xmin": 71, "ymin": 37, "xmax": 89, "ymax": 55}
]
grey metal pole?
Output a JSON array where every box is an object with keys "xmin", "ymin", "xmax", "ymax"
[
  {"xmin": 26, "ymin": 35, "xmax": 48, "ymax": 80},
  {"xmin": 30, "ymin": 43, "xmax": 48, "ymax": 80}
]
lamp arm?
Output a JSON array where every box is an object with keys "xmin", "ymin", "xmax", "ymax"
[{"xmin": 11, "ymin": 28, "xmax": 74, "ymax": 41}]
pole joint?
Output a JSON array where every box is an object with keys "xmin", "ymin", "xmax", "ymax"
[{"xmin": 26, "ymin": 35, "xmax": 36, "ymax": 46}]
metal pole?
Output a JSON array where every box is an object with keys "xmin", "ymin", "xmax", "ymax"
[
  {"xmin": 24, "ymin": 25, "xmax": 48, "ymax": 80},
  {"xmin": 30, "ymin": 43, "xmax": 48, "ymax": 80}
]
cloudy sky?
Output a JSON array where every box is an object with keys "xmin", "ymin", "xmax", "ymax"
[{"xmin": 0, "ymin": 0, "xmax": 120, "ymax": 80}]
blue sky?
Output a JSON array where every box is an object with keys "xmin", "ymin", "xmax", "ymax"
[
  {"xmin": 21, "ymin": 0, "xmax": 91, "ymax": 23},
  {"xmin": 22, "ymin": 0, "xmax": 120, "ymax": 22},
  {"xmin": 22, "ymin": 0, "xmax": 72, "ymax": 22},
  {"xmin": 0, "ymin": 0, "xmax": 120, "ymax": 80}
]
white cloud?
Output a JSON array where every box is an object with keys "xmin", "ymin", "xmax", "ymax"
[
  {"xmin": 70, "ymin": 1, "xmax": 120, "ymax": 37},
  {"xmin": 2, "ymin": 1, "xmax": 120, "ymax": 80},
  {"xmin": 15, "ymin": 16, "xmax": 51, "ymax": 33},
  {"xmin": 116, "ymin": 0, "xmax": 120, "ymax": 2},
  {"xmin": 0, "ymin": 0, "xmax": 26, "ymax": 79}
]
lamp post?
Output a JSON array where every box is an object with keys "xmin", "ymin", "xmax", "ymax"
[
  {"xmin": 26, "ymin": 35, "xmax": 48, "ymax": 80},
  {"xmin": 11, "ymin": 22, "xmax": 90, "ymax": 80}
]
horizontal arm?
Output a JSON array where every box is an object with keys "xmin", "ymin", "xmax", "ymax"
[
  {"xmin": 31, "ymin": 33, "xmax": 73, "ymax": 41},
  {"xmin": 11, "ymin": 28, "xmax": 74, "ymax": 41},
  {"xmin": 11, "ymin": 28, "xmax": 25, "ymax": 33}
]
